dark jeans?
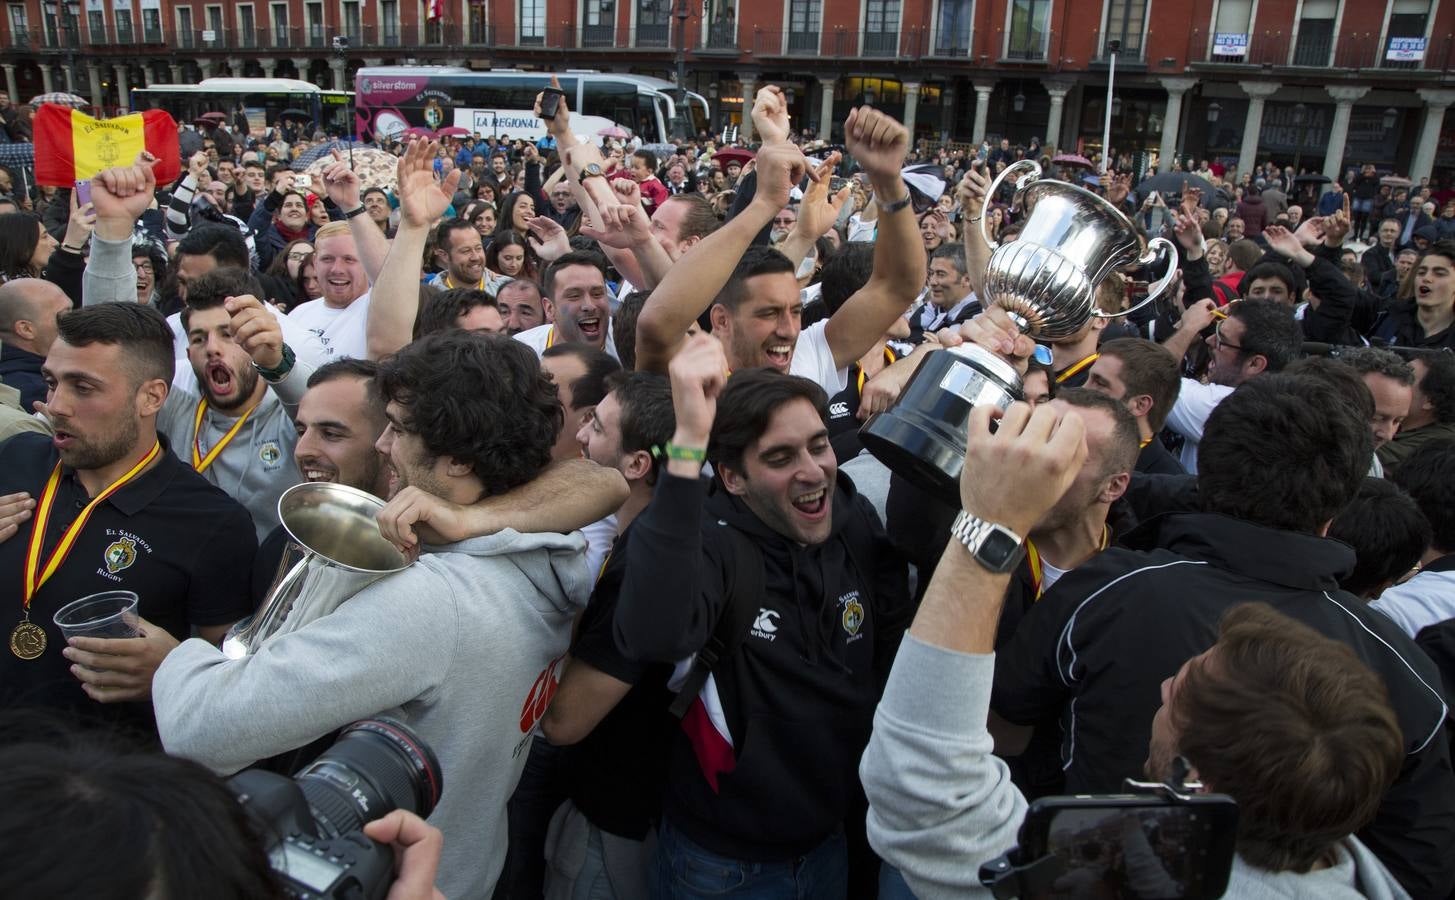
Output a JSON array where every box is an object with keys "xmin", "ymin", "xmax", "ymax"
[
  {"xmin": 493, "ymin": 736, "xmax": 569, "ymax": 899},
  {"xmin": 650, "ymin": 818, "xmax": 848, "ymax": 899}
]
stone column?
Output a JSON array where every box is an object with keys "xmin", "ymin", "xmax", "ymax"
[
  {"xmin": 198, "ymin": 58, "xmax": 215, "ymax": 79},
  {"xmin": 140, "ymin": 64, "xmax": 151, "ymax": 87},
  {"xmin": 292, "ymin": 57, "xmax": 312, "ymax": 84},
  {"xmin": 1044, "ymin": 80, "xmax": 1072, "ymax": 153},
  {"xmin": 259, "ymin": 57, "xmax": 277, "ymax": 77},
  {"xmin": 64, "ymin": 62, "xmax": 77, "ymax": 93},
  {"xmin": 40, "ymin": 66, "xmax": 54, "ymax": 95},
  {"xmin": 169, "ymin": 63, "xmax": 183, "ymax": 83},
  {"xmin": 1411, "ymin": 89, "xmax": 1455, "ymax": 187},
  {"xmin": 818, "ymin": 77, "xmax": 834, "ymax": 140},
  {"xmin": 1321, "ymin": 85, "xmax": 1370, "ymax": 188},
  {"xmin": 939, "ymin": 82, "xmax": 955, "ymax": 142},
  {"xmin": 903, "ymin": 82, "xmax": 920, "ymax": 140},
  {"xmin": 1, "ymin": 64, "xmax": 16, "ymax": 102},
  {"xmin": 1157, "ymin": 77, "xmax": 1197, "ymax": 173},
  {"xmin": 114, "ymin": 65, "xmax": 130, "ymax": 112},
  {"xmin": 972, "ymin": 79, "xmax": 995, "ymax": 145},
  {"xmin": 86, "ymin": 62, "xmax": 102, "ymax": 105},
  {"xmin": 329, "ymin": 58, "xmax": 346, "ymax": 91},
  {"xmin": 228, "ymin": 57, "xmax": 245, "ymax": 78},
  {"xmin": 1236, "ymin": 80, "xmax": 1281, "ymax": 182},
  {"xmin": 738, "ymin": 72, "xmax": 756, "ymax": 142}
]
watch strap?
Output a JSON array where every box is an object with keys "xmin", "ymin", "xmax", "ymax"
[
  {"xmin": 344, "ymin": 205, "xmax": 368, "ymax": 219},
  {"xmin": 253, "ymin": 342, "xmax": 296, "ymax": 382},
  {"xmin": 879, "ymin": 187, "xmax": 913, "ymax": 215},
  {"xmin": 950, "ymin": 509, "xmax": 1025, "ymax": 573}
]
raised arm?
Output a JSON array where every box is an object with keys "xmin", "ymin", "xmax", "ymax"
[
  {"xmin": 85, "ymin": 151, "xmax": 158, "ymax": 306},
  {"xmin": 778, "ymin": 152, "xmax": 851, "ymax": 269},
  {"xmin": 321, "ymin": 149, "xmax": 391, "ymax": 284},
  {"xmin": 364, "ymin": 140, "xmax": 460, "ymax": 361},
  {"xmin": 634, "ymin": 140, "xmax": 808, "ymax": 372},
  {"xmin": 824, "ymin": 107, "xmax": 926, "ymax": 370},
  {"xmin": 957, "ymin": 163, "xmax": 993, "ymax": 296}
]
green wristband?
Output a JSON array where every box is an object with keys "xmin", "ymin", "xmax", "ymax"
[{"xmin": 664, "ymin": 443, "xmax": 707, "ymax": 464}]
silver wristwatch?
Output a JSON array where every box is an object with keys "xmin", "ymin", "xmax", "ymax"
[{"xmin": 950, "ymin": 510, "xmax": 1026, "ymax": 574}]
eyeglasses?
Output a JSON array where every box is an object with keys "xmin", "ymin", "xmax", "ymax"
[
  {"xmin": 1212, "ymin": 324, "xmax": 1244, "ymax": 353},
  {"xmin": 287, "ymin": 251, "xmax": 312, "ymax": 260},
  {"xmin": 134, "ymin": 261, "xmax": 154, "ymax": 273},
  {"xmin": 773, "ymin": 217, "xmax": 797, "ymax": 226}
]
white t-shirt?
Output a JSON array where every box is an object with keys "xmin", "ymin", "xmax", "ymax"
[
  {"xmin": 287, "ymin": 291, "xmax": 373, "ymax": 360},
  {"xmin": 514, "ymin": 322, "xmax": 621, "ymax": 362},
  {"xmin": 1164, "ymin": 378, "xmax": 1235, "ymax": 475},
  {"xmin": 790, "ymin": 320, "xmax": 849, "ymax": 395},
  {"xmin": 167, "ymin": 304, "xmax": 330, "ymax": 395}
]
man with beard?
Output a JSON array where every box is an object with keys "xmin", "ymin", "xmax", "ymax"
[
  {"xmin": 1083, "ymin": 337, "xmax": 1185, "ymax": 475},
  {"xmin": 516, "ymin": 252, "xmax": 618, "ymax": 360},
  {"xmin": 424, "ymin": 219, "xmax": 489, "ymax": 293},
  {"xmin": 613, "ymin": 335, "xmax": 912, "ymax": 897},
  {"xmin": 154, "ymin": 331, "xmax": 597, "ymax": 899},
  {"xmin": 498, "ymin": 279, "xmax": 551, "ymax": 336},
  {"xmin": 1158, "ymin": 297, "xmax": 1302, "ymax": 473},
  {"xmin": 634, "ymin": 105, "xmax": 924, "ymax": 394},
  {"xmin": 288, "ymin": 221, "xmax": 372, "ymax": 359},
  {"xmin": 0, "ymin": 303, "xmax": 254, "ymax": 729},
  {"xmin": 159, "ymin": 268, "xmax": 310, "ymax": 540}
]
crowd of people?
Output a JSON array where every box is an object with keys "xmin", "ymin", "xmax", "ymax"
[{"xmin": 0, "ymin": 78, "xmax": 1454, "ymax": 900}]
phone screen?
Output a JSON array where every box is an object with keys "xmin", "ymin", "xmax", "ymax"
[
  {"xmin": 75, "ymin": 179, "xmax": 92, "ymax": 207},
  {"xmin": 539, "ymin": 89, "xmax": 564, "ymax": 121},
  {"xmin": 1039, "ymin": 805, "xmax": 1225, "ymax": 899}
]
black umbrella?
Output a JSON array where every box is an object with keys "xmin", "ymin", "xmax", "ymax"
[
  {"xmin": 1136, "ymin": 172, "xmax": 1216, "ymax": 196},
  {"xmin": 1293, "ymin": 173, "xmax": 1331, "ymax": 185},
  {"xmin": 277, "ymin": 109, "xmax": 312, "ymax": 124}
]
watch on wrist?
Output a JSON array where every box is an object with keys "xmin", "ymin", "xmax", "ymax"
[
  {"xmin": 253, "ymin": 342, "xmax": 296, "ymax": 382},
  {"xmin": 581, "ymin": 163, "xmax": 606, "ymax": 180},
  {"xmin": 879, "ymin": 188, "xmax": 913, "ymax": 215},
  {"xmin": 344, "ymin": 205, "xmax": 368, "ymax": 219},
  {"xmin": 950, "ymin": 510, "xmax": 1026, "ymax": 574}
]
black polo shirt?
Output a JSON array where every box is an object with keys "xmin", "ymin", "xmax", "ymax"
[{"xmin": 0, "ymin": 432, "xmax": 257, "ymax": 736}]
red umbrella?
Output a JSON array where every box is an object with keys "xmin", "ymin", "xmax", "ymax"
[
  {"xmin": 597, "ymin": 125, "xmax": 631, "ymax": 139},
  {"xmin": 401, "ymin": 127, "xmax": 437, "ymax": 140},
  {"xmin": 438, "ymin": 126, "xmax": 470, "ymax": 138},
  {"xmin": 1052, "ymin": 152, "xmax": 1093, "ymax": 169},
  {"xmin": 713, "ymin": 147, "xmax": 755, "ymax": 168}
]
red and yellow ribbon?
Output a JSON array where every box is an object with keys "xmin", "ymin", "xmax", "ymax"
[
  {"xmin": 856, "ymin": 347, "xmax": 898, "ymax": 396},
  {"xmin": 545, "ymin": 326, "xmax": 557, "ymax": 349},
  {"xmin": 192, "ymin": 399, "xmax": 254, "ymax": 474},
  {"xmin": 1055, "ymin": 352, "xmax": 1100, "ymax": 385},
  {"xmin": 1027, "ymin": 526, "xmax": 1109, "ymax": 601},
  {"xmin": 23, "ymin": 440, "xmax": 160, "ymax": 604}
]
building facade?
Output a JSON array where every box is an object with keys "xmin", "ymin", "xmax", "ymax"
[{"xmin": 2, "ymin": 0, "xmax": 1452, "ymax": 180}]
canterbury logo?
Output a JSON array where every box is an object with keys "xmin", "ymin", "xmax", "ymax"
[
  {"xmin": 829, "ymin": 402, "xmax": 850, "ymax": 418},
  {"xmin": 751, "ymin": 608, "xmax": 780, "ymax": 641}
]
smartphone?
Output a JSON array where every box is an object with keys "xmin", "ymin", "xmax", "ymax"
[
  {"xmin": 830, "ymin": 176, "xmax": 849, "ymax": 194},
  {"xmin": 1004, "ymin": 794, "xmax": 1239, "ymax": 899},
  {"xmin": 539, "ymin": 88, "xmax": 566, "ymax": 121},
  {"xmin": 74, "ymin": 179, "xmax": 92, "ymax": 207}
]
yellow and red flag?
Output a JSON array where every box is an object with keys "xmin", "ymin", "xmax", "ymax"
[{"xmin": 33, "ymin": 104, "xmax": 180, "ymax": 187}]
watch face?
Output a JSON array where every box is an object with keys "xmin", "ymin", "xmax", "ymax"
[
  {"xmin": 585, "ymin": 163, "xmax": 603, "ymax": 176},
  {"xmin": 978, "ymin": 528, "xmax": 1023, "ymax": 571}
]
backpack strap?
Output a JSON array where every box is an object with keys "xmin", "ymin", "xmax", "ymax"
[{"xmin": 668, "ymin": 523, "xmax": 765, "ymax": 719}]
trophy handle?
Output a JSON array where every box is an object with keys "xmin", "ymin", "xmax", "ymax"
[
  {"xmin": 979, "ymin": 159, "xmax": 1041, "ymax": 251},
  {"xmin": 1100, "ymin": 237, "xmax": 1178, "ymax": 321}
]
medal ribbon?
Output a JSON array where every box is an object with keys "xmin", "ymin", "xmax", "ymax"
[
  {"xmin": 856, "ymin": 347, "xmax": 898, "ymax": 396},
  {"xmin": 545, "ymin": 326, "xmax": 557, "ymax": 349},
  {"xmin": 22, "ymin": 441, "xmax": 161, "ymax": 605},
  {"xmin": 1027, "ymin": 527, "xmax": 1109, "ymax": 601},
  {"xmin": 192, "ymin": 399, "xmax": 254, "ymax": 474},
  {"xmin": 444, "ymin": 274, "xmax": 486, "ymax": 291},
  {"xmin": 1055, "ymin": 352, "xmax": 1100, "ymax": 385}
]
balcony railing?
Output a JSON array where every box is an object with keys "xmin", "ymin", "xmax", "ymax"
[
  {"xmin": 636, "ymin": 22, "xmax": 669, "ymax": 46},
  {"xmin": 581, "ymin": 22, "xmax": 614, "ymax": 46},
  {"xmin": 1004, "ymin": 32, "xmax": 1048, "ymax": 60},
  {"xmin": 11, "ymin": 27, "xmax": 32, "ymax": 48},
  {"xmin": 1186, "ymin": 28, "xmax": 1452, "ymax": 70}
]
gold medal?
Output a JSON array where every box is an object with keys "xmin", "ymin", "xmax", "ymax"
[{"xmin": 10, "ymin": 620, "xmax": 46, "ymax": 660}]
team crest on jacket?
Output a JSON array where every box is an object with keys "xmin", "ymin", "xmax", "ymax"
[
  {"xmin": 839, "ymin": 591, "xmax": 864, "ymax": 638},
  {"xmin": 104, "ymin": 537, "xmax": 138, "ymax": 574},
  {"xmin": 259, "ymin": 441, "xmax": 282, "ymax": 465}
]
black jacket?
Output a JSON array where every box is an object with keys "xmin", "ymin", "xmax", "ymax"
[
  {"xmin": 992, "ymin": 511, "xmax": 1455, "ymax": 898},
  {"xmin": 1373, "ymin": 299, "xmax": 1455, "ymax": 350},
  {"xmin": 614, "ymin": 473, "xmax": 911, "ymax": 860},
  {"xmin": 0, "ymin": 343, "xmax": 45, "ymax": 417}
]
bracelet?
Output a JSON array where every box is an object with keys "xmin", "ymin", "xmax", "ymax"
[
  {"xmin": 965, "ymin": 216, "xmax": 982, "ymax": 224},
  {"xmin": 663, "ymin": 443, "xmax": 707, "ymax": 464},
  {"xmin": 61, "ymin": 243, "xmax": 85, "ymax": 253},
  {"xmin": 880, "ymin": 191, "xmax": 913, "ymax": 215},
  {"xmin": 344, "ymin": 205, "xmax": 368, "ymax": 219}
]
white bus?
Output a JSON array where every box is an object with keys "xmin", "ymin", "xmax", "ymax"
[
  {"xmin": 354, "ymin": 67, "xmax": 709, "ymax": 143},
  {"xmin": 129, "ymin": 78, "xmax": 353, "ymax": 134}
]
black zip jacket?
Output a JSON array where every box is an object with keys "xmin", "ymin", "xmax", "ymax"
[
  {"xmin": 992, "ymin": 511, "xmax": 1455, "ymax": 898},
  {"xmin": 614, "ymin": 473, "xmax": 911, "ymax": 860}
]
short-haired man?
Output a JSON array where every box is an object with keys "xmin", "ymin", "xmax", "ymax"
[
  {"xmin": 540, "ymin": 343, "xmax": 620, "ymax": 469},
  {"xmin": 541, "ymin": 371, "xmax": 679, "ymax": 898},
  {"xmin": 1339, "ymin": 347, "xmax": 1415, "ymax": 455},
  {"xmin": 634, "ymin": 107, "xmax": 925, "ymax": 397},
  {"xmin": 991, "ymin": 372, "xmax": 1455, "ymax": 897},
  {"xmin": 361, "ymin": 186, "xmax": 394, "ymax": 238},
  {"xmin": 165, "ymin": 269, "xmax": 310, "ymax": 539},
  {"xmin": 613, "ymin": 336, "xmax": 911, "ymax": 895},
  {"xmin": 0, "ymin": 303, "xmax": 255, "ymax": 726},
  {"xmin": 0, "ymin": 278, "xmax": 73, "ymax": 414},
  {"xmin": 1378, "ymin": 350, "xmax": 1455, "ymax": 473},
  {"xmin": 911, "ymin": 244, "xmax": 978, "ymax": 340},
  {"xmin": 515, "ymin": 251, "xmax": 617, "ymax": 360},
  {"xmin": 1085, "ymin": 337, "xmax": 1184, "ymax": 474},
  {"xmin": 1374, "ymin": 241, "xmax": 1455, "ymax": 350},
  {"xmin": 1365, "ymin": 217, "xmax": 1403, "ymax": 284},
  {"xmin": 1372, "ymin": 441, "xmax": 1455, "ymax": 637},
  {"xmin": 1159, "ymin": 297, "xmax": 1303, "ymax": 472},
  {"xmin": 154, "ymin": 332, "xmax": 596, "ymax": 900},
  {"xmin": 497, "ymin": 279, "xmax": 549, "ymax": 335},
  {"xmin": 1329, "ymin": 477, "xmax": 1431, "ymax": 600},
  {"xmin": 425, "ymin": 218, "xmax": 490, "ymax": 293},
  {"xmin": 415, "ymin": 287, "xmax": 504, "ymax": 338},
  {"xmin": 287, "ymin": 220, "xmax": 372, "ymax": 359}
]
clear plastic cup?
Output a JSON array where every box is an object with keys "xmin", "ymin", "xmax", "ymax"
[{"xmin": 53, "ymin": 591, "xmax": 140, "ymax": 642}]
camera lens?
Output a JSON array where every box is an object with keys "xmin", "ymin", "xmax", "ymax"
[{"xmin": 293, "ymin": 718, "xmax": 443, "ymax": 837}]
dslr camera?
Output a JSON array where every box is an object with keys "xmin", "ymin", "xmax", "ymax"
[{"xmin": 228, "ymin": 718, "xmax": 443, "ymax": 900}]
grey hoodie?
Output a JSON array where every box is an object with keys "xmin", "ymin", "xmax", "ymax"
[
  {"xmin": 861, "ymin": 635, "xmax": 1410, "ymax": 900},
  {"xmin": 154, "ymin": 529, "xmax": 593, "ymax": 900}
]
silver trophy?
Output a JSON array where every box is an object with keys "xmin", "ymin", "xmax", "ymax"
[
  {"xmin": 861, "ymin": 159, "xmax": 1178, "ymax": 493},
  {"xmin": 222, "ymin": 482, "xmax": 411, "ymax": 659}
]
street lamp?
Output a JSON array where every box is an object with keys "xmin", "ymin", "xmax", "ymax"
[
  {"xmin": 673, "ymin": 0, "xmax": 694, "ymax": 137},
  {"xmin": 1102, "ymin": 38, "xmax": 1121, "ymax": 175},
  {"xmin": 1012, "ymin": 88, "xmax": 1025, "ymax": 113},
  {"xmin": 1292, "ymin": 101, "xmax": 1307, "ymax": 175},
  {"xmin": 1383, "ymin": 107, "xmax": 1398, "ymax": 130},
  {"xmin": 1207, "ymin": 101, "xmax": 1220, "ymax": 123}
]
